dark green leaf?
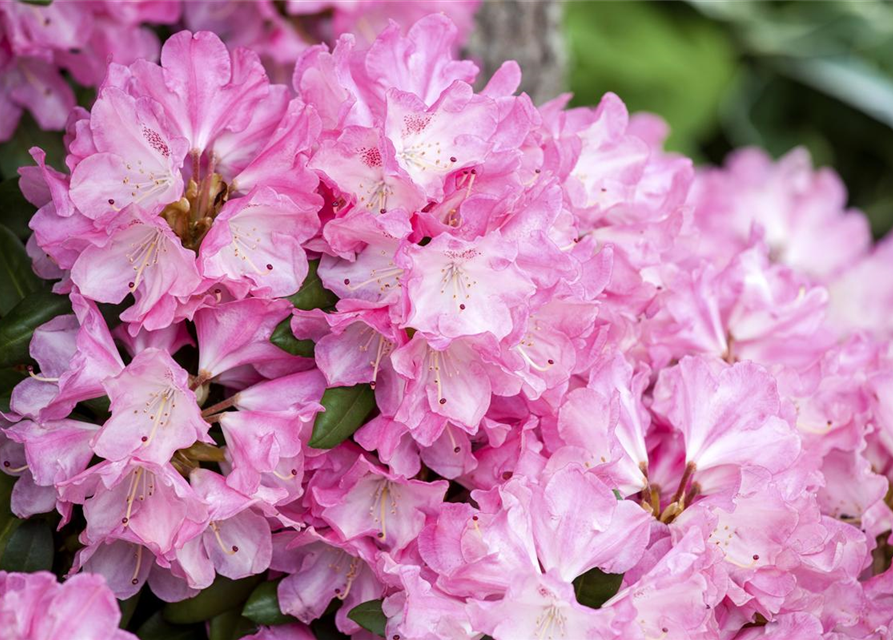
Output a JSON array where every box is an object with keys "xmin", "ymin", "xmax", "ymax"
[
  {"xmin": 0, "ymin": 519, "xmax": 54, "ymax": 572},
  {"xmin": 79, "ymin": 396, "xmax": 111, "ymax": 421},
  {"xmin": 136, "ymin": 611, "xmax": 204, "ymax": 640},
  {"xmin": 0, "ymin": 289, "xmax": 71, "ymax": 368},
  {"xmin": 0, "ymin": 114, "xmax": 65, "ymax": 179},
  {"xmin": 347, "ymin": 599, "xmax": 386, "ymax": 637},
  {"xmin": 209, "ymin": 609, "xmax": 258, "ymax": 640},
  {"xmin": 0, "ymin": 472, "xmax": 20, "ymax": 561},
  {"xmin": 18, "ymin": 0, "xmax": 54, "ymax": 5},
  {"xmin": 286, "ymin": 259, "xmax": 338, "ymax": 311},
  {"xmin": 242, "ymin": 579, "xmax": 295, "ymax": 626},
  {"xmin": 0, "ymin": 369, "xmax": 26, "ymax": 413},
  {"xmin": 308, "ymin": 384, "xmax": 376, "ymax": 449},
  {"xmin": 163, "ymin": 575, "xmax": 263, "ymax": 624},
  {"xmin": 573, "ymin": 567, "xmax": 624, "ymax": 610},
  {"xmin": 0, "ymin": 224, "xmax": 42, "ymax": 316},
  {"xmin": 118, "ymin": 592, "xmax": 141, "ymax": 630},
  {"xmin": 0, "ymin": 179, "xmax": 36, "ymax": 240},
  {"xmin": 270, "ymin": 317, "xmax": 315, "ymax": 358}
]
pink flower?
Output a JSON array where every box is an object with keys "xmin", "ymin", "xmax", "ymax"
[
  {"xmin": 92, "ymin": 348, "xmax": 210, "ymax": 466},
  {"xmin": 0, "ymin": 571, "xmax": 136, "ymax": 640}
]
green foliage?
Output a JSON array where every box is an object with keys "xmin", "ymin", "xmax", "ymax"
[
  {"xmin": 163, "ymin": 575, "xmax": 264, "ymax": 624},
  {"xmin": 287, "ymin": 259, "xmax": 338, "ymax": 311},
  {"xmin": 270, "ymin": 317, "xmax": 315, "ymax": 358},
  {"xmin": 0, "ymin": 224, "xmax": 42, "ymax": 316},
  {"xmin": 0, "ymin": 289, "xmax": 72, "ymax": 368},
  {"xmin": 572, "ymin": 567, "xmax": 624, "ymax": 610},
  {"xmin": 242, "ymin": 579, "xmax": 295, "ymax": 626},
  {"xmin": 347, "ymin": 599, "xmax": 387, "ymax": 637},
  {"xmin": 309, "ymin": 384, "xmax": 377, "ymax": 449},
  {"xmin": 0, "ymin": 114, "xmax": 65, "ymax": 180},
  {"xmin": 565, "ymin": 2, "xmax": 736, "ymax": 157},
  {"xmin": 0, "ymin": 519, "xmax": 54, "ymax": 573},
  {"xmin": 0, "ymin": 179, "xmax": 37, "ymax": 240}
]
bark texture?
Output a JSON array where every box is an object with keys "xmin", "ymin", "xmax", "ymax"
[{"xmin": 466, "ymin": 0, "xmax": 567, "ymax": 105}]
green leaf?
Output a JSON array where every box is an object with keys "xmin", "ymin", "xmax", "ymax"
[
  {"xmin": 0, "ymin": 368, "xmax": 26, "ymax": 413},
  {"xmin": 242, "ymin": 579, "xmax": 294, "ymax": 626},
  {"xmin": 347, "ymin": 599, "xmax": 386, "ymax": 637},
  {"xmin": 286, "ymin": 259, "xmax": 338, "ymax": 311},
  {"xmin": 573, "ymin": 568, "xmax": 624, "ymax": 610},
  {"xmin": 163, "ymin": 575, "xmax": 263, "ymax": 624},
  {"xmin": 18, "ymin": 0, "xmax": 54, "ymax": 5},
  {"xmin": 0, "ymin": 114, "xmax": 65, "ymax": 179},
  {"xmin": 308, "ymin": 384, "xmax": 376, "ymax": 449},
  {"xmin": 0, "ymin": 472, "xmax": 20, "ymax": 561},
  {"xmin": 0, "ymin": 179, "xmax": 37, "ymax": 240},
  {"xmin": 209, "ymin": 609, "xmax": 258, "ymax": 640},
  {"xmin": 118, "ymin": 592, "xmax": 141, "ymax": 630},
  {"xmin": 0, "ymin": 519, "xmax": 54, "ymax": 572},
  {"xmin": 0, "ymin": 224, "xmax": 42, "ymax": 316},
  {"xmin": 0, "ymin": 289, "xmax": 72, "ymax": 368},
  {"xmin": 270, "ymin": 317, "xmax": 315, "ymax": 358},
  {"xmin": 136, "ymin": 611, "xmax": 204, "ymax": 640}
]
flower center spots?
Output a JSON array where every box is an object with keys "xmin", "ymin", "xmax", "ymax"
[
  {"xmin": 141, "ymin": 126, "xmax": 170, "ymax": 157},
  {"xmin": 359, "ymin": 146, "xmax": 382, "ymax": 168},
  {"xmin": 402, "ymin": 114, "xmax": 431, "ymax": 136},
  {"xmin": 344, "ymin": 252, "xmax": 404, "ymax": 298},
  {"xmin": 708, "ymin": 524, "xmax": 761, "ymax": 569}
]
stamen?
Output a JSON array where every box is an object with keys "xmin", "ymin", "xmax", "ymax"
[
  {"xmin": 130, "ymin": 545, "xmax": 143, "ymax": 585},
  {"xmin": 210, "ymin": 521, "xmax": 238, "ymax": 555},
  {"xmin": 27, "ymin": 366, "xmax": 59, "ymax": 383}
]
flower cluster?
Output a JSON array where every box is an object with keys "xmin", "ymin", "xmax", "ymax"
[
  {"xmin": 3, "ymin": 12, "xmax": 893, "ymax": 640},
  {"xmin": 0, "ymin": 0, "xmax": 478, "ymax": 142}
]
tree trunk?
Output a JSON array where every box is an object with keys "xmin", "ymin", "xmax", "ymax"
[{"xmin": 466, "ymin": 0, "xmax": 567, "ymax": 105}]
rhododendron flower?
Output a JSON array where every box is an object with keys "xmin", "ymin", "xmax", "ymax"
[{"xmin": 4, "ymin": 8, "xmax": 893, "ymax": 640}]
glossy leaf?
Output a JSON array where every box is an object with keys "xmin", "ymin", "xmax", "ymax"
[
  {"xmin": 0, "ymin": 179, "xmax": 36, "ymax": 240},
  {"xmin": 347, "ymin": 599, "xmax": 386, "ymax": 637},
  {"xmin": 308, "ymin": 384, "xmax": 376, "ymax": 449},
  {"xmin": 118, "ymin": 592, "xmax": 141, "ymax": 630},
  {"xmin": 572, "ymin": 567, "xmax": 624, "ymax": 610},
  {"xmin": 0, "ymin": 369, "xmax": 26, "ymax": 413},
  {"xmin": 270, "ymin": 317, "xmax": 315, "ymax": 358},
  {"xmin": 0, "ymin": 519, "xmax": 54, "ymax": 572},
  {"xmin": 0, "ymin": 224, "xmax": 42, "ymax": 316},
  {"xmin": 287, "ymin": 259, "xmax": 338, "ymax": 311},
  {"xmin": 242, "ymin": 579, "xmax": 294, "ymax": 625},
  {"xmin": 209, "ymin": 609, "xmax": 258, "ymax": 640},
  {"xmin": 0, "ymin": 289, "xmax": 71, "ymax": 368},
  {"xmin": 0, "ymin": 472, "xmax": 20, "ymax": 561},
  {"xmin": 163, "ymin": 575, "xmax": 264, "ymax": 624}
]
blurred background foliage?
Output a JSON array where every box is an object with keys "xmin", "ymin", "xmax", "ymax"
[{"xmin": 565, "ymin": 0, "xmax": 893, "ymax": 238}]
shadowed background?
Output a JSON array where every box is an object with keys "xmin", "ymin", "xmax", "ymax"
[{"xmin": 470, "ymin": 0, "xmax": 893, "ymax": 237}]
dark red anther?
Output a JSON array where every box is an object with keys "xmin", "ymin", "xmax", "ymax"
[
  {"xmin": 266, "ymin": 264, "xmax": 273, "ymax": 270},
  {"xmin": 547, "ymin": 359, "xmax": 554, "ymax": 365},
  {"xmin": 453, "ymin": 446, "xmax": 460, "ymax": 453},
  {"xmin": 232, "ymin": 546, "xmax": 239, "ymax": 552},
  {"xmin": 380, "ymin": 208, "xmax": 387, "ymax": 214},
  {"xmin": 439, "ymin": 398, "xmax": 447, "ymax": 405},
  {"xmin": 128, "ymin": 282, "xmax": 135, "ymax": 289},
  {"xmin": 344, "ymin": 278, "xmax": 350, "ymax": 285},
  {"xmin": 108, "ymin": 199, "xmax": 115, "ymax": 205},
  {"xmin": 502, "ymin": 471, "xmax": 513, "ymax": 480},
  {"xmin": 449, "ymin": 156, "xmax": 457, "ymax": 163},
  {"xmin": 459, "ymin": 304, "xmax": 466, "ymax": 310},
  {"xmin": 140, "ymin": 436, "xmax": 148, "ymax": 442}
]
